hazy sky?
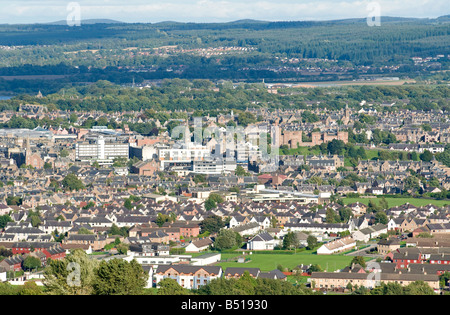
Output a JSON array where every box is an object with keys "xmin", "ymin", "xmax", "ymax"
[{"xmin": 0, "ymin": 0, "xmax": 448, "ymax": 24}]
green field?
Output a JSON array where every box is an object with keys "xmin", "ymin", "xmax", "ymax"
[
  {"xmin": 278, "ymin": 146, "xmax": 321, "ymax": 156},
  {"xmin": 212, "ymin": 250, "xmax": 373, "ymax": 273},
  {"xmin": 343, "ymin": 197, "xmax": 450, "ymax": 208}
]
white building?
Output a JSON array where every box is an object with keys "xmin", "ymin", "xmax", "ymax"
[
  {"xmin": 247, "ymin": 232, "xmax": 279, "ymax": 250},
  {"xmin": 352, "ymin": 224, "xmax": 388, "ymax": 242},
  {"xmin": 153, "ymin": 265, "xmax": 223, "ymax": 289},
  {"xmin": 75, "ymin": 136, "xmax": 129, "ymax": 164},
  {"xmin": 158, "ymin": 142, "xmax": 210, "ymax": 170},
  {"xmin": 192, "ymin": 158, "xmax": 237, "ymax": 174},
  {"xmin": 316, "ymin": 236, "xmax": 356, "ymax": 255}
]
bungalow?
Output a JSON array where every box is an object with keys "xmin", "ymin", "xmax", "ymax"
[
  {"xmin": 185, "ymin": 238, "xmax": 213, "ymax": 253},
  {"xmin": 316, "ymin": 236, "xmax": 356, "ymax": 255},
  {"xmin": 247, "ymin": 232, "xmax": 278, "ymax": 250}
]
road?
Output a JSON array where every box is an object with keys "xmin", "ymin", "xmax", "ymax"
[{"xmin": 345, "ymin": 244, "xmax": 380, "ymax": 257}]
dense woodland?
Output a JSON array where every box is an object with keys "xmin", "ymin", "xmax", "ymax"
[{"xmin": 1, "ymin": 79, "xmax": 448, "ymax": 113}]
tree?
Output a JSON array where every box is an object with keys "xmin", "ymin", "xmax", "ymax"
[
  {"xmin": 124, "ymin": 198, "xmax": 133, "ymax": 210},
  {"xmin": 439, "ymin": 271, "xmax": 450, "ymax": 288},
  {"xmin": 193, "ymin": 174, "xmax": 206, "ymax": 184},
  {"xmin": 22, "ymin": 256, "xmax": 41, "ymax": 271},
  {"xmin": 204, "ymin": 199, "xmax": 217, "ymax": 211},
  {"xmin": 370, "ymin": 282, "xmax": 404, "ymax": 295},
  {"xmin": 306, "ymin": 235, "xmax": 318, "ymax": 250},
  {"xmin": 30, "ymin": 214, "xmax": 42, "ymax": 228},
  {"xmin": 59, "ymin": 149, "xmax": 70, "ymax": 158},
  {"xmin": 214, "ymin": 229, "xmax": 237, "ymax": 251},
  {"xmin": 77, "ymin": 227, "xmax": 93, "ymax": 235},
  {"xmin": 379, "ymin": 197, "xmax": 389, "ymax": 210},
  {"xmin": 116, "ymin": 243, "xmax": 129, "ymax": 255},
  {"xmin": 0, "ymin": 215, "xmax": 13, "ymax": 229},
  {"xmin": 339, "ymin": 207, "xmax": 353, "ymax": 222},
  {"xmin": 282, "ymin": 232, "xmax": 299, "ymax": 250},
  {"xmin": 404, "ymin": 176, "xmax": 421, "ymax": 193},
  {"xmin": 350, "ymin": 256, "xmax": 366, "ymax": 268},
  {"xmin": 309, "ymin": 264, "xmax": 322, "ymax": 272},
  {"xmin": 236, "ymin": 111, "xmax": 256, "ymax": 127},
  {"xmin": 93, "ymin": 259, "xmax": 148, "ymax": 295},
  {"xmin": 419, "ymin": 150, "xmax": 433, "ymax": 162},
  {"xmin": 235, "ymin": 165, "xmax": 249, "ymax": 176},
  {"xmin": 403, "ymin": 281, "xmax": 435, "ymax": 295},
  {"xmin": 367, "ymin": 200, "xmax": 381, "ymax": 213},
  {"xmin": 43, "ymin": 249, "xmax": 99, "ymax": 295},
  {"xmin": 69, "ymin": 113, "xmax": 78, "ymax": 124},
  {"xmin": 109, "ymin": 224, "xmax": 128, "ymax": 238},
  {"xmin": 208, "ymin": 193, "xmax": 224, "ymax": 204},
  {"xmin": 61, "ymin": 173, "xmax": 85, "ymax": 191},
  {"xmin": 157, "ymin": 278, "xmax": 192, "ymax": 295},
  {"xmin": 327, "ymin": 139, "xmax": 345, "ymax": 155},
  {"xmin": 325, "ymin": 208, "xmax": 340, "ymax": 223},
  {"xmin": 200, "ymin": 215, "xmax": 226, "ymax": 234},
  {"xmin": 156, "ymin": 213, "xmax": 171, "ymax": 227},
  {"xmin": 375, "ymin": 211, "xmax": 389, "ymax": 225}
]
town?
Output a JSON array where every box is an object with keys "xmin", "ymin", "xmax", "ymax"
[
  {"xmin": 0, "ymin": 5, "xmax": 449, "ymax": 298},
  {"xmin": 0, "ymin": 80, "xmax": 449, "ymax": 296}
]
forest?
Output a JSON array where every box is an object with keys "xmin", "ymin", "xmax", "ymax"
[
  {"xmin": 0, "ymin": 17, "xmax": 449, "ymax": 95},
  {"xmin": 0, "ymin": 79, "xmax": 448, "ymax": 114}
]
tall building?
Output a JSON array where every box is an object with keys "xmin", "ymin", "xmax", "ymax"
[{"xmin": 75, "ymin": 136, "xmax": 129, "ymax": 164}]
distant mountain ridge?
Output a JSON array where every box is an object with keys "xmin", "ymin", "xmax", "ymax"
[
  {"xmin": 44, "ymin": 19, "xmax": 124, "ymax": 25},
  {"xmin": 40, "ymin": 15, "xmax": 450, "ymax": 26}
]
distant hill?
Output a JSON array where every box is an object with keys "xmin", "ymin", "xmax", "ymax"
[{"xmin": 44, "ymin": 19, "xmax": 124, "ymax": 25}]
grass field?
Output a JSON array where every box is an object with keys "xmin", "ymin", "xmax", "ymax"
[
  {"xmin": 278, "ymin": 146, "xmax": 321, "ymax": 156},
  {"xmin": 211, "ymin": 250, "xmax": 373, "ymax": 273},
  {"xmin": 343, "ymin": 197, "xmax": 450, "ymax": 208}
]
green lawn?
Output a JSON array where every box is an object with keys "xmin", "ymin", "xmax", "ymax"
[
  {"xmin": 343, "ymin": 196, "xmax": 450, "ymax": 208},
  {"xmin": 212, "ymin": 251, "xmax": 372, "ymax": 273},
  {"xmin": 365, "ymin": 149, "xmax": 380, "ymax": 160},
  {"xmin": 279, "ymin": 146, "xmax": 321, "ymax": 156}
]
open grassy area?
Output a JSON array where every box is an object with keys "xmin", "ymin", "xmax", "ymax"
[
  {"xmin": 365, "ymin": 149, "xmax": 380, "ymax": 160},
  {"xmin": 343, "ymin": 196, "xmax": 450, "ymax": 208},
  {"xmin": 212, "ymin": 250, "xmax": 372, "ymax": 273},
  {"xmin": 278, "ymin": 146, "xmax": 321, "ymax": 156}
]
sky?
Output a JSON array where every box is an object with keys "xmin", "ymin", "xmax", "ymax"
[{"xmin": 0, "ymin": 0, "xmax": 448, "ymax": 24}]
